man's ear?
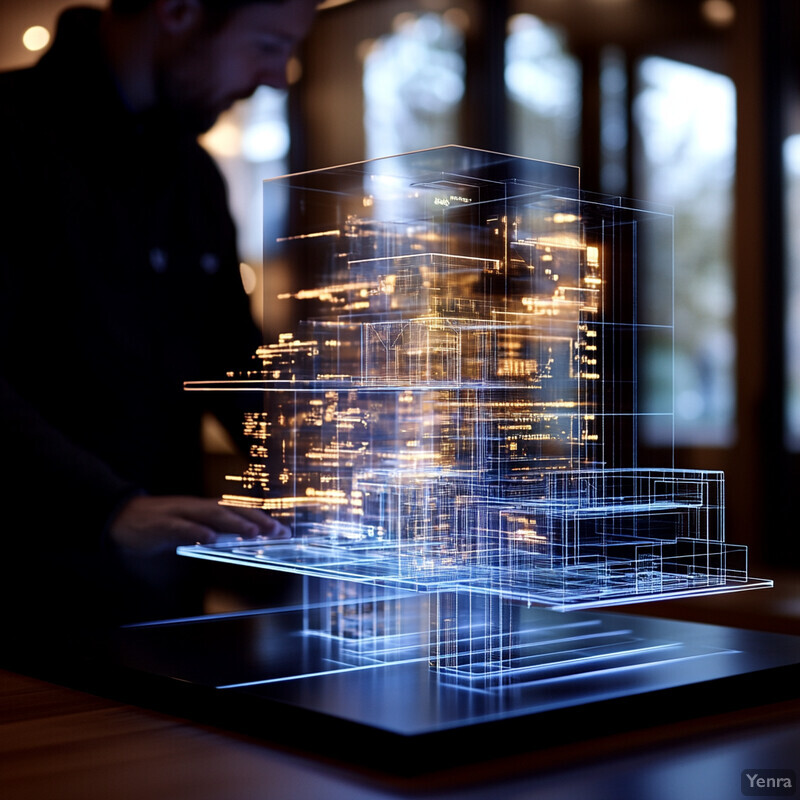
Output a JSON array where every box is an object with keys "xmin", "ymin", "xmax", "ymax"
[{"xmin": 153, "ymin": 0, "xmax": 205, "ymax": 35}]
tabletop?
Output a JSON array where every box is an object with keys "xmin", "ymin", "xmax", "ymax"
[{"xmin": 2, "ymin": 665, "xmax": 800, "ymax": 800}]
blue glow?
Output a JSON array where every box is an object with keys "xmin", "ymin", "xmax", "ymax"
[{"xmin": 181, "ymin": 146, "xmax": 770, "ymax": 682}]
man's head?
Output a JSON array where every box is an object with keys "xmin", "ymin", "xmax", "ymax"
[{"xmin": 105, "ymin": 0, "xmax": 317, "ymax": 132}]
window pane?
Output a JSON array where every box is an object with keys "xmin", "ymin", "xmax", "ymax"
[
  {"xmin": 201, "ymin": 86, "xmax": 290, "ymax": 266},
  {"xmin": 600, "ymin": 46, "xmax": 628, "ymax": 196},
  {"xmin": 362, "ymin": 12, "xmax": 465, "ymax": 160},
  {"xmin": 634, "ymin": 56, "xmax": 736, "ymax": 445},
  {"xmin": 505, "ymin": 14, "xmax": 581, "ymax": 165},
  {"xmin": 784, "ymin": 133, "xmax": 800, "ymax": 448},
  {"xmin": 200, "ymin": 86, "xmax": 294, "ymax": 335}
]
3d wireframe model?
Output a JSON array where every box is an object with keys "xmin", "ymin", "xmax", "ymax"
[{"xmin": 179, "ymin": 147, "xmax": 770, "ymax": 681}]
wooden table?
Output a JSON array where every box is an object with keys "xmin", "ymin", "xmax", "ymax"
[{"xmin": 2, "ymin": 665, "xmax": 800, "ymax": 800}]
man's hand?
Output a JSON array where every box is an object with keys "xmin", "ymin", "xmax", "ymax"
[{"xmin": 109, "ymin": 495, "xmax": 291, "ymax": 553}]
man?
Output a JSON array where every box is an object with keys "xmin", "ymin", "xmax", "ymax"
[{"xmin": 0, "ymin": 0, "xmax": 317, "ymax": 642}]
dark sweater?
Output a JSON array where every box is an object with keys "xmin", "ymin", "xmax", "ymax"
[{"xmin": 0, "ymin": 7, "xmax": 260, "ymax": 635}]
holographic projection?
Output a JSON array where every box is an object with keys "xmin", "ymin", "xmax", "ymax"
[{"xmin": 179, "ymin": 147, "xmax": 770, "ymax": 686}]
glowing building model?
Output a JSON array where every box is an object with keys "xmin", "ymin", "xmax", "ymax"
[{"xmin": 181, "ymin": 147, "xmax": 770, "ymax": 675}]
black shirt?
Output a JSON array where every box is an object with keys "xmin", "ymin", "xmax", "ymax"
[{"xmin": 0, "ymin": 7, "xmax": 260, "ymax": 633}]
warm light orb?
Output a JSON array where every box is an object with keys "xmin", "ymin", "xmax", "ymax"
[
  {"xmin": 200, "ymin": 119, "xmax": 241, "ymax": 159},
  {"xmin": 286, "ymin": 56, "xmax": 303, "ymax": 86},
  {"xmin": 239, "ymin": 262, "xmax": 258, "ymax": 295},
  {"xmin": 22, "ymin": 25, "xmax": 50, "ymax": 52},
  {"xmin": 701, "ymin": 0, "xmax": 735, "ymax": 28}
]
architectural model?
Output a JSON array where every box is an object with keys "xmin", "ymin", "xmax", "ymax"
[{"xmin": 179, "ymin": 147, "xmax": 770, "ymax": 681}]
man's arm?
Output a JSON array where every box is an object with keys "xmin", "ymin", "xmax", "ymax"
[
  {"xmin": 0, "ymin": 372, "xmax": 137, "ymax": 548},
  {"xmin": 1, "ymin": 373, "xmax": 286, "ymax": 553}
]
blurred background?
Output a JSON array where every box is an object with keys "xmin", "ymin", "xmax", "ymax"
[{"xmin": 1, "ymin": 0, "xmax": 798, "ymax": 586}]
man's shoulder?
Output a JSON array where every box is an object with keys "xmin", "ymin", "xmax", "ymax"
[
  {"xmin": 0, "ymin": 8, "xmax": 105, "ymax": 127},
  {"xmin": 0, "ymin": 66, "xmax": 49, "ymax": 170},
  {"xmin": 0, "ymin": 64, "xmax": 40, "ymax": 115},
  {"xmin": 0, "ymin": 57, "xmax": 65, "ymax": 150}
]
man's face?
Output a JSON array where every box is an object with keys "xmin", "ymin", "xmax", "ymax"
[{"xmin": 157, "ymin": 0, "xmax": 317, "ymax": 133}]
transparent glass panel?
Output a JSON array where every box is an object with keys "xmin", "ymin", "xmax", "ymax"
[
  {"xmin": 634, "ymin": 56, "xmax": 736, "ymax": 445},
  {"xmin": 505, "ymin": 14, "xmax": 581, "ymax": 166},
  {"xmin": 362, "ymin": 12, "xmax": 465, "ymax": 160}
]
